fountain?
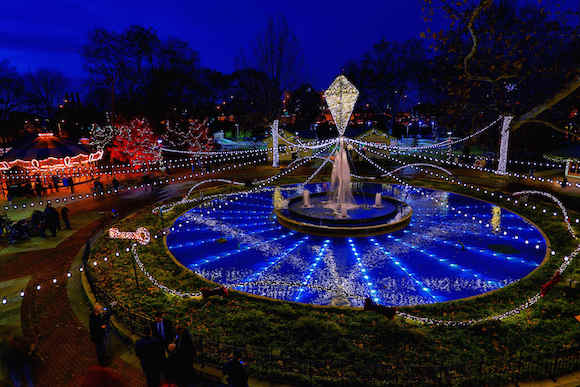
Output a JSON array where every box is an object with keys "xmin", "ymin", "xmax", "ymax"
[
  {"xmin": 303, "ymin": 189, "xmax": 312, "ymax": 208},
  {"xmin": 273, "ymin": 187, "xmax": 288, "ymax": 209},
  {"xmin": 374, "ymin": 193, "xmax": 383, "ymax": 208},
  {"xmin": 324, "ymin": 138, "xmax": 357, "ymax": 217},
  {"xmin": 274, "ymin": 75, "xmax": 412, "ymax": 236}
]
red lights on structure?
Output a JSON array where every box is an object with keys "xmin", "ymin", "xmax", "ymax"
[{"xmin": 0, "ymin": 150, "xmax": 104, "ymax": 172}]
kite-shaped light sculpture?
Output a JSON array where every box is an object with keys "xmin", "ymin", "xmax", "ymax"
[{"xmin": 323, "ymin": 75, "xmax": 359, "ymax": 136}]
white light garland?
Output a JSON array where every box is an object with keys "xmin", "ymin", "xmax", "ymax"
[{"xmin": 512, "ymin": 190, "xmax": 577, "ymax": 239}]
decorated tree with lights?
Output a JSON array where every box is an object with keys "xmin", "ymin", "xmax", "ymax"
[
  {"xmin": 89, "ymin": 123, "xmax": 116, "ymax": 151},
  {"xmin": 161, "ymin": 117, "xmax": 215, "ymax": 152},
  {"xmin": 109, "ymin": 118, "xmax": 161, "ymax": 163}
]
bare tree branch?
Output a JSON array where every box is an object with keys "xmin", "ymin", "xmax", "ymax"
[
  {"xmin": 511, "ymin": 73, "xmax": 580, "ymax": 132},
  {"xmin": 516, "ymin": 119, "xmax": 580, "ymax": 140},
  {"xmin": 463, "ymin": 0, "xmax": 518, "ymax": 83}
]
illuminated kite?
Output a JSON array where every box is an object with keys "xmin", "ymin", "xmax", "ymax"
[{"xmin": 323, "ymin": 75, "xmax": 359, "ymax": 136}]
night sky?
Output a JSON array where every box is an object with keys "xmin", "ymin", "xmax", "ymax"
[{"xmin": 0, "ymin": 0, "xmax": 576, "ymax": 89}]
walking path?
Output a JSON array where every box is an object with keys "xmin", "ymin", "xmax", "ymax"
[
  {"xmin": 0, "ymin": 167, "xmax": 258, "ymax": 386},
  {"xmin": 0, "ymin": 191, "xmax": 153, "ymax": 386}
]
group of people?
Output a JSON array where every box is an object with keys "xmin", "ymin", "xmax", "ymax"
[
  {"xmin": 33, "ymin": 175, "xmax": 75, "ymax": 197},
  {"xmin": 3, "ymin": 175, "xmax": 74, "ymax": 205},
  {"xmin": 33, "ymin": 203, "xmax": 71, "ymax": 238},
  {"xmin": 0, "ymin": 335, "xmax": 40, "ymax": 387},
  {"xmin": 89, "ymin": 305, "xmax": 249, "ymax": 387},
  {"xmin": 136, "ymin": 313, "xmax": 198, "ymax": 386},
  {"xmin": 0, "ymin": 204, "xmax": 71, "ymax": 243}
]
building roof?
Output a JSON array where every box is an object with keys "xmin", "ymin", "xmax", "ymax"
[{"xmin": 4, "ymin": 133, "xmax": 90, "ymax": 161}]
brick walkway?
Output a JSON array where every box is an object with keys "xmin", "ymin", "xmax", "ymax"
[
  {"xmin": 0, "ymin": 168, "xmax": 264, "ymax": 386},
  {"xmin": 1, "ymin": 192, "xmax": 153, "ymax": 386}
]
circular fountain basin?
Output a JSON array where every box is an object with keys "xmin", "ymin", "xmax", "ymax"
[
  {"xmin": 166, "ymin": 183, "xmax": 548, "ymax": 307},
  {"xmin": 276, "ymin": 192, "xmax": 412, "ymax": 237}
]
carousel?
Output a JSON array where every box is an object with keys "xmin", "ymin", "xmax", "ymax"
[{"xmin": 0, "ymin": 132, "xmax": 103, "ymax": 172}]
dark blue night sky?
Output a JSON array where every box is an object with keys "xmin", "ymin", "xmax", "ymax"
[{"xmin": 0, "ymin": 0, "xmax": 576, "ymax": 89}]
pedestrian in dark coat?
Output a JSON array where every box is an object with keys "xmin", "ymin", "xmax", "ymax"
[
  {"xmin": 35, "ymin": 177, "xmax": 43, "ymax": 197},
  {"xmin": 172, "ymin": 323, "xmax": 196, "ymax": 386},
  {"xmin": 150, "ymin": 313, "xmax": 174, "ymax": 347},
  {"xmin": 2, "ymin": 335, "xmax": 35, "ymax": 387},
  {"xmin": 135, "ymin": 329, "xmax": 165, "ymax": 387},
  {"xmin": 44, "ymin": 204, "xmax": 58, "ymax": 237},
  {"xmin": 51, "ymin": 175, "xmax": 60, "ymax": 192},
  {"xmin": 89, "ymin": 303, "xmax": 113, "ymax": 366},
  {"xmin": 61, "ymin": 206, "xmax": 71, "ymax": 229},
  {"xmin": 223, "ymin": 350, "xmax": 249, "ymax": 387}
]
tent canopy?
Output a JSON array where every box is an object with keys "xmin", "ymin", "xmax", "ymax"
[{"xmin": 4, "ymin": 134, "xmax": 90, "ymax": 162}]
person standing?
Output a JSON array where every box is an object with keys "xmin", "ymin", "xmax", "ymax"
[
  {"xmin": 54, "ymin": 206, "xmax": 61, "ymax": 231},
  {"xmin": 172, "ymin": 323, "xmax": 196, "ymax": 386},
  {"xmin": 35, "ymin": 176, "xmax": 43, "ymax": 197},
  {"xmin": 89, "ymin": 303, "xmax": 113, "ymax": 366},
  {"xmin": 61, "ymin": 206, "xmax": 71, "ymax": 230},
  {"xmin": 223, "ymin": 350, "xmax": 249, "ymax": 387},
  {"xmin": 135, "ymin": 328, "xmax": 165, "ymax": 387},
  {"xmin": 2, "ymin": 335, "xmax": 35, "ymax": 387},
  {"xmin": 69, "ymin": 176, "xmax": 74, "ymax": 193},
  {"xmin": 44, "ymin": 204, "xmax": 57, "ymax": 237},
  {"xmin": 51, "ymin": 175, "xmax": 60, "ymax": 192},
  {"xmin": 164, "ymin": 342, "xmax": 180, "ymax": 385},
  {"xmin": 150, "ymin": 313, "xmax": 174, "ymax": 348}
]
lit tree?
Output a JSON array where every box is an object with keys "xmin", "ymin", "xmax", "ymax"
[
  {"xmin": 109, "ymin": 118, "xmax": 161, "ymax": 163},
  {"xmin": 89, "ymin": 123, "xmax": 116, "ymax": 151},
  {"xmin": 161, "ymin": 117, "xmax": 214, "ymax": 152}
]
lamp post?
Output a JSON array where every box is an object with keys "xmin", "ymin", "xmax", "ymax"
[
  {"xmin": 447, "ymin": 131, "xmax": 452, "ymax": 158},
  {"xmin": 497, "ymin": 115, "xmax": 514, "ymax": 175}
]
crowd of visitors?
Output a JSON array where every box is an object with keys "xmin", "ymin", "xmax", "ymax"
[{"xmin": 5, "ymin": 176, "xmax": 76, "ymax": 202}]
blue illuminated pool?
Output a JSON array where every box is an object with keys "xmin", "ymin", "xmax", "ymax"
[{"xmin": 167, "ymin": 183, "xmax": 547, "ymax": 307}]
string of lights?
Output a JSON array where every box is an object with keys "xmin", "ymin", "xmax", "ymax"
[
  {"xmin": 2, "ymin": 158, "xmax": 265, "ymax": 211},
  {"xmin": 413, "ymin": 148, "xmax": 568, "ymax": 170},
  {"xmin": 302, "ymin": 149, "xmax": 336, "ymax": 185},
  {"xmin": 368, "ymin": 146, "xmax": 580, "ymax": 188},
  {"xmin": 2, "ymin": 150, "xmax": 269, "ymax": 180},
  {"xmin": 348, "ymin": 117, "xmax": 502, "ymax": 152},
  {"xmin": 512, "ymin": 190, "xmax": 577, "ymax": 239}
]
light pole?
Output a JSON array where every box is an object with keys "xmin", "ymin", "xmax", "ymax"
[{"xmin": 447, "ymin": 131, "xmax": 452, "ymax": 158}]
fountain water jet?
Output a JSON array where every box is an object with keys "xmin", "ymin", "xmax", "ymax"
[
  {"xmin": 324, "ymin": 138, "xmax": 357, "ymax": 218},
  {"xmin": 303, "ymin": 189, "xmax": 312, "ymax": 208},
  {"xmin": 374, "ymin": 193, "xmax": 383, "ymax": 208}
]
